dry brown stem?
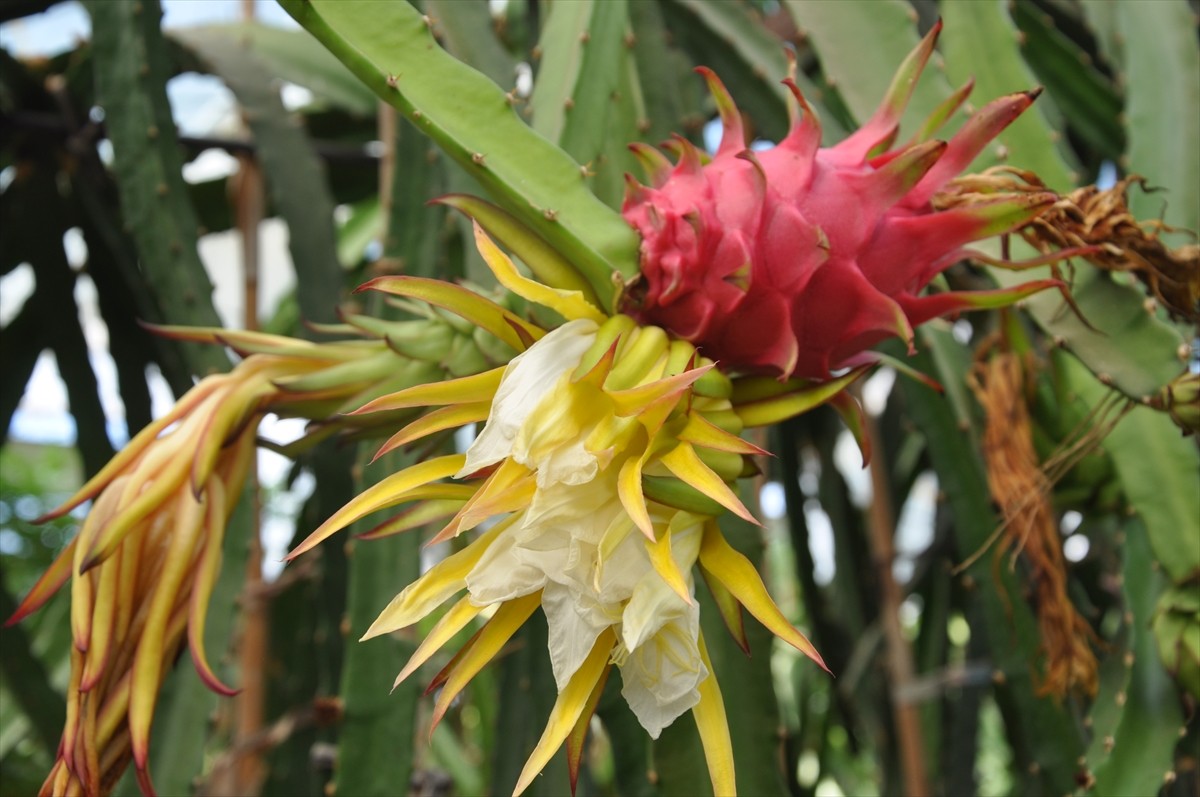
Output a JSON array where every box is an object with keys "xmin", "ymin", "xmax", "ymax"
[
  {"xmin": 941, "ymin": 169, "xmax": 1199, "ymax": 324},
  {"xmin": 969, "ymin": 338, "xmax": 1099, "ymax": 699}
]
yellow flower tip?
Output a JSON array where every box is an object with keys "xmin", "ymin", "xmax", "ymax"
[
  {"xmin": 610, "ymin": 364, "xmax": 713, "ymax": 417},
  {"xmin": 573, "ymin": 339, "xmax": 619, "ymax": 389}
]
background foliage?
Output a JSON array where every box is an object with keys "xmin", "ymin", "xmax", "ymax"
[{"xmin": 1, "ymin": 1, "xmax": 1197, "ymax": 795}]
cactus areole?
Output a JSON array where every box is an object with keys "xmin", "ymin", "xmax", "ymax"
[{"xmin": 620, "ymin": 21, "xmax": 1059, "ymax": 379}]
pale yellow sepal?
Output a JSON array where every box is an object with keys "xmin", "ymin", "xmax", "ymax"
[
  {"xmin": 660, "ymin": 444, "xmax": 757, "ymax": 525},
  {"xmin": 693, "ymin": 632, "xmax": 736, "ymax": 797},
  {"xmin": 359, "ymin": 274, "xmax": 545, "ymax": 353},
  {"xmin": 188, "ymin": 479, "xmax": 239, "ymax": 696},
  {"xmin": 618, "ymin": 448, "xmax": 655, "ymax": 539},
  {"xmin": 392, "ymin": 595, "xmax": 484, "ymax": 689},
  {"xmin": 373, "ymin": 401, "xmax": 492, "ymax": 460},
  {"xmin": 733, "ymin": 367, "xmax": 868, "ymax": 428},
  {"xmin": 678, "ymin": 413, "xmax": 767, "ymax": 456},
  {"xmin": 432, "ymin": 590, "xmax": 543, "ymax": 730},
  {"xmin": 608, "ymin": 366, "xmax": 712, "ymax": 417},
  {"xmin": 358, "ymin": 494, "xmax": 473, "ymax": 541},
  {"xmin": 362, "ymin": 517, "xmax": 514, "ymax": 640},
  {"xmin": 473, "ymin": 222, "xmax": 607, "ymax": 324},
  {"xmin": 352, "ymin": 366, "xmax": 504, "ymax": 415},
  {"xmin": 288, "ymin": 454, "xmax": 466, "ymax": 560},
  {"xmin": 130, "ymin": 489, "xmax": 207, "ymax": 768},
  {"xmin": 35, "ymin": 376, "xmax": 223, "ymax": 523},
  {"xmin": 513, "ymin": 628, "xmax": 616, "ymax": 797},
  {"xmin": 644, "ymin": 522, "xmax": 692, "ymax": 605},
  {"xmin": 697, "ymin": 522, "xmax": 828, "ymax": 671}
]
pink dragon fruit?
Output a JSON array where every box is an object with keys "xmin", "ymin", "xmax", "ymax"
[{"xmin": 621, "ymin": 21, "xmax": 1059, "ymax": 379}]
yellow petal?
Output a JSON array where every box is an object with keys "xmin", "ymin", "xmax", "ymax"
[
  {"xmin": 618, "ymin": 450, "xmax": 654, "ymax": 540},
  {"xmin": 644, "ymin": 525, "xmax": 692, "ymax": 605},
  {"xmin": 188, "ymin": 480, "xmax": 239, "ymax": 696},
  {"xmin": 362, "ymin": 516, "xmax": 516, "ymax": 639},
  {"xmin": 432, "ymin": 591, "xmax": 542, "ymax": 731},
  {"xmin": 358, "ymin": 275, "xmax": 544, "ymax": 352},
  {"xmin": 4, "ymin": 536, "xmax": 76, "ymax": 626},
  {"xmin": 371, "ymin": 402, "xmax": 492, "ymax": 461},
  {"xmin": 513, "ymin": 628, "xmax": 616, "ymax": 797},
  {"xmin": 429, "ymin": 458, "xmax": 535, "ymax": 545},
  {"xmin": 79, "ymin": 547, "xmax": 122, "ymax": 691},
  {"xmin": 573, "ymin": 339, "xmax": 619, "ymax": 390},
  {"xmin": 473, "ymin": 221, "xmax": 607, "ymax": 323},
  {"xmin": 693, "ymin": 632, "xmax": 736, "ymax": 797},
  {"xmin": 189, "ymin": 377, "xmax": 273, "ymax": 494},
  {"xmin": 357, "ymin": 495, "xmax": 474, "ymax": 541},
  {"xmin": 438, "ymin": 195, "xmax": 601, "ymax": 303},
  {"xmin": 114, "ymin": 510, "xmax": 143, "ymax": 641},
  {"xmin": 70, "ymin": 476, "xmax": 130, "ymax": 650},
  {"xmin": 130, "ymin": 489, "xmax": 207, "ymax": 768},
  {"xmin": 698, "ymin": 563, "xmax": 748, "ymax": 654},
  {"xmin": 608, "ymin": 366, "xmax": 711, "ymax": 417},
  {"xmin": 391, "ymin": 595, "xmax": 484, "ymax": 687},
  {"xmin": 678, "ymin": 413, "xmax": 768, "ymax": 456},
  {"xmin": 82, "ymin": 416, "xmax": 201, "ymax": 570},
  {"xmin": 35, "ymin": 375, "xmax": 223, "ymax": 523},
  {"xmin": 350, "ymin": 366, "xmax": 505, "ymax": 415},
  {"xmin": 97, "ymin": 670, "xmax": 132, "ymax": 748},
  {"xmin": 150, "ymin": 323, "xmax": 314, "ymax": 353},
  {"xmin": 566, "ymin": 657, "xmax": 611, "ymax": 797},
  {"xmin": 659, "ymin": 444, "xmax": 757, "ymax": 525},
  {"xmin": 697, "ymin": 522, "xmax": 828, "ymax": 671},
  {"xmin": 596, "ymin": 510, "xmax": 637, "ymax": 590},
  {"xmin": 287, "ymin": 454, "xmax": 466, "ymax": 560}
]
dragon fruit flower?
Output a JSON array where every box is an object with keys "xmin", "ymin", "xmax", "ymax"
[
  {"xmin": 621, "ymin": 20, "xmax": 1062, "ymax": 379},
  {"xmin": 288, "ymin": 223, "xmax": 837, "ymax": 797}
]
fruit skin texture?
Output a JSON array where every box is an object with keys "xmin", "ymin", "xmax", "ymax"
[{"xmin": 621, "ymin": 21, "xmax": 1058, "ymax": 379}]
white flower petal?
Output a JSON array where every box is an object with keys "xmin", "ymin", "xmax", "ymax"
[
  {"xmin": 465, "ymin": 527, "xmax": 550, "ymax": 604},
  {"xmin": 622, "ymin": 679, "xmax": 703, "ymax": 740},
  {"xmin": 543, "ymin": 583, "xmax": 614, "ymax": 689},
  {"xmin": 532, "ymin": 440, "xmax": 598, "ymax": 488},
  {"xmin": 458, "ymin": 319, "xmax": 597, "ymax": 477},
  {"xmin": 619, "ymin": 605, "xmax": 706, "ymax": 738}
]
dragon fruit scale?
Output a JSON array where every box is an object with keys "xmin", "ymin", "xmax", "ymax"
[{"xmin": 621, "ymin": 21, "xmax": 1060, "ymax": 379}]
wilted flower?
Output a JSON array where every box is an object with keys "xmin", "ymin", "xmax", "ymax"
[
  {"xmin": 621, "ymin": 21, "xmax": 1062, "ymax": 379},
  {"xmin": 289, "ymin": 223, "xmax": 834, "ymax": 796},
  {"xmin": 7, "ymin": 315, "xmax": 495, "ymax": 797},
  {"xmin": 9, "ymin": 362, "xmax": 266, "ymax": 797}
]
